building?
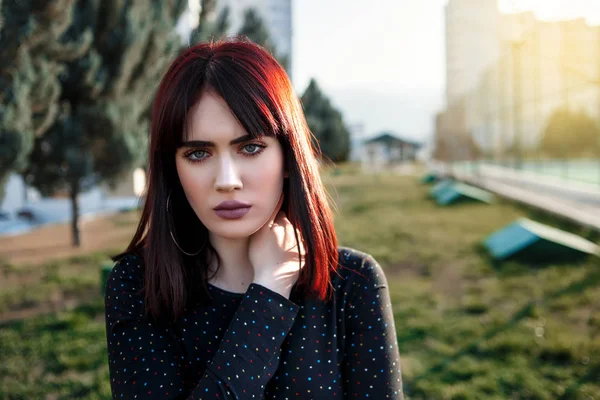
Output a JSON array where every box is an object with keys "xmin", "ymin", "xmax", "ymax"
[
  {"xmin": 438, "ymin": 4, "xmax": 600, "ymax": 160},
  {"xmin": 468, "ymin": 14, "xmax": 600, "ymax": 155},
  {"xmin": 445, "ymin": 0, "xmax": 501, "ymax": 105},
  {"xmin": 216, "ymin": 0, "xmax": 292, "ymax": 77},
  {"xmin": 347, "ymin": 122, "xmax": 366, "ymax": 162},
  {"xmin": 361, "ymin": 133, "xmax": 422, "ymax": 171}
]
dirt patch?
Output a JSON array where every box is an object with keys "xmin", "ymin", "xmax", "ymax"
[
  {"xmin": 0, "ymin": 211, "xmax": 139, "ymax": 266},
  {"xmin": 0, "ymin": 288, "xmax": 100, "ymax": 325},
  {"xmin": 431, "ymin": 261, "xmax": 465, "ymax": 303},
  {"xmin": 0, "ymin": 211, "xmax": 138, "ymax": 322},
  {"xmin": 384, "ymin": 260, "xmax": 430, "ymax": 278}
]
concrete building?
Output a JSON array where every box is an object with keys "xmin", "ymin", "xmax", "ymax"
[
  {"xmin": 361, "ymin": 133, "xmax": 422, "ymax": 172},
  {"xmin": 445, "ymin": 0, "xmax": 501, "ymax": 105},
  {"xmin": 467, "ymin": 13, "xmax": 600, "ymax": 155},
  {"xmin": 438, "ymin": 3, "xmax": 600, "ymax": 160}
]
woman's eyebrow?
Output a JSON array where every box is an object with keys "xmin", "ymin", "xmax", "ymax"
[{"xmin": 179, "ymin": 134, "xmax": 254, "ymax": 148}]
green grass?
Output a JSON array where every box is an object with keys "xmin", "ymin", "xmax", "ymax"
[
  {"xmin": 1, "ymin": 162, "xmax": 599, "ymax": 399},
  {"xmin": 0, "ymin": 300, "xmax": 111, "ymax": 399},
  {"xmin": 0, "ymin": 251, "xmax": 118, "ymax": 315},
  {"xmin": 326, "ymin": 164, "xmax": 600, "ymax": 399}
]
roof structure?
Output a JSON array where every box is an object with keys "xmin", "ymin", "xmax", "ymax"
[{"xmin": 363, "ymin": 132, "xmax": 422, "ymax": 148}]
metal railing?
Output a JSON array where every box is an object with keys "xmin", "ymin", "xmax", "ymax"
[{"xmin": 452, "ymin": 158, "xmax": 600, "ymax": 186}]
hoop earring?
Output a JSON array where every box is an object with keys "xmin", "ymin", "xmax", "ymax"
[{"xmin": 166, "ymin": 189, "xmax": 207, "ymax": 256}]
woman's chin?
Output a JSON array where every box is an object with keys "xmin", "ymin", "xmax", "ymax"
[{"xmin": 206, "ymin": 218, "xmax": 264, "ymax": 239}]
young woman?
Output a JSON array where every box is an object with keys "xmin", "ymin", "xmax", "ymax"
[{"xmin": 104, "ymin": 37, "xmax": 404, "ymax": 399}]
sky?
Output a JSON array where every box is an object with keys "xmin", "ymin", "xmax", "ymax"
[
  {"xmin": 292, "ymin": 0, "xmax": 600, "ymax": 144},
  {"xmin": 499, "ymin": 0, "xmax": 600, "ymax": 23},
  {"xmin": 292, "ymin": 0, "xmax": 447, "ymax": 143}
]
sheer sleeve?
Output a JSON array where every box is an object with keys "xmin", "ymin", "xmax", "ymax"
[
  {"xmin": 104, "ymin": 254, "xmax": 300, "ymax": 399},
  {"xmin": 342, "ymin": 254, "xmax": 404, "ymax": 399}
]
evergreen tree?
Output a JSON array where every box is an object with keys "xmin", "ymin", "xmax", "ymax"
[
  {"xmin": 190, "ymin": 0, "xmax": 230, "ymax": 44},
  {"xmin": 239, "ymin": 8, "xmax": 272, "ymax": 49},
  {"xmin": 541, "ymin": 107, "xmax": 600, "ymax": 158},
  {"xmin": 300, "ymin": 79, "xmax": 350, "ymax": 163},
  {"xmin": 432, "ymin": 131, "xmax": 453, "ymax": 162},
  {"xmin": 0, "ymin": 0, "xmax": 85, "ymax": 186},
  {"xmin": 2, "ymin": 0, "xmax": 187, "ymax": 246},
  {"xmin": 238, "ymin": 8, "xmax": 289, "ymax": 73}
]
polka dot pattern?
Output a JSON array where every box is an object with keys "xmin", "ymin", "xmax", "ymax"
[{"xmin": 104, "ymin": 247, "xmax": 404, "ymax": 399}]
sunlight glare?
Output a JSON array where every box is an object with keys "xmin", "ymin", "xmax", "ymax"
[{"xmin": 498, "ymin": 0, "xmax": 600, "ymax": 25}]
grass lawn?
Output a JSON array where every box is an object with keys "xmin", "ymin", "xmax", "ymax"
[{"xmin": 1, "ymin": 162, "xmax": 599, "ymax": 399}]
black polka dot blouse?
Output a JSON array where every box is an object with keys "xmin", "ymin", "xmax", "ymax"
[{"xmin": 104, "ymin": 246, "xmax": 404, "ymax": 399}]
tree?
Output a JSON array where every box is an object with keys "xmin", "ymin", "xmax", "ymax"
[
  {"xmin": 432, "ymin": 131, "xmax": 480, "ymax": 162},
  {"xmin": 238, "ymin": 8, "xmax": 290, "ymax": 73},
  {"xmin": 3, "ymin": 1, "xmax": 187, "ymax": 247},
  {"xmin": 541, "ymin": 108, "xmax": 600, "ymax": 158},
  {"xmin": 432, "ymin": 131, "xmax": 453, "ymax": 162},
  {"xmin": 0, "ymin": 0, "xmax": 86, "ymax": 187},
  {"xmin": 300, "ymin": 79, "xmax": 351, "ymax": 163},
  {"xmin": 190, "ymin": 0, "xmax": 230, "ymax": 44},
  {"xmin": 239, "ymin": 8, "xmax": 272, "ymax": 49}
]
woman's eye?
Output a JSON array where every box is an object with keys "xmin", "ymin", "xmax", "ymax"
[
  {"xmin": 184, "ymin": 143, "xmax": 265, "ymax": 164},
  {"xmin": 243, "ymin": 144, "xmax": 262, "ymax": 154},
  {"xmin": 187, "ymin": 150, "xmax": 207, "ymax": 161}
]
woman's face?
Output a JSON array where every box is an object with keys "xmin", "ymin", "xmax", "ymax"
[{"xmin": 175, "ymin": 91, "xmax": 287, "ymax": 239}]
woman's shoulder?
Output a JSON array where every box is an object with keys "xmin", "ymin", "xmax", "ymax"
[
  {"xmin": 335, "ymin": 246, "xmax": 388, "ymax": 289},
  {"xmin": 112, "ymin": 251, "xmax": 145, "ymax": 269},
  {"xmin": 107, "ymin": 252, "xmax": 146, "ymax": 289},
  {"xmin": 104, "ymin": 252, "xmax": 152, "ymax": 325}
]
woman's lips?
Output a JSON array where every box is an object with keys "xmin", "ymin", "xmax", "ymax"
[{"xmin": 214, "ymin": 206, "xmax": 251, "ymax": 220}]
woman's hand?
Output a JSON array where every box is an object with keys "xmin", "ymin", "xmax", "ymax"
[{"xmin": 249, "ymin": 192, "xmax": 306, "ymax": 298}]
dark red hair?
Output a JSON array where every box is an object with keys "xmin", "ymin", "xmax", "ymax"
[{"xmin": 118, "ymin": 37, "xmax": 339, "ymax": 323}]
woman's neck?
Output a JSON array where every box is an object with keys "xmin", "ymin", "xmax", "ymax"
[{"xmin": 207, "ymin": 235, "xmax": 254, "ymax": 292}]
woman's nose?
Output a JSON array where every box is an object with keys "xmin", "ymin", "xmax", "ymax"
[{"xmin": 214, "ymin": 155, "xmax": 242, "ymax": 192}]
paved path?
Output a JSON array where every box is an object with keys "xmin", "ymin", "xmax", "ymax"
[{"xmin": 430, "ymin": 163, "xmax": 600, "ymax": 233}]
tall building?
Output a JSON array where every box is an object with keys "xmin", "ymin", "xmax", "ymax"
[
  {"xmin": 444, "ymin": 0, "xmax": 501, "ymax": 106},
  {"xmin": 437, "ymin": 3, "xmax": 600, "ymax": 160},
  {"xmin": 216, "ymin": 0, "xmax": 292, "ymax": 77},
  {"xmin": 468, "ymin": 14, "xmax": 600, "ymax": 154}
]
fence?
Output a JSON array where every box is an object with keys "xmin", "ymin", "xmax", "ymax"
[{"xmin": 452, "ymin": 158, "xmax": 600, "ymax": 186}]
